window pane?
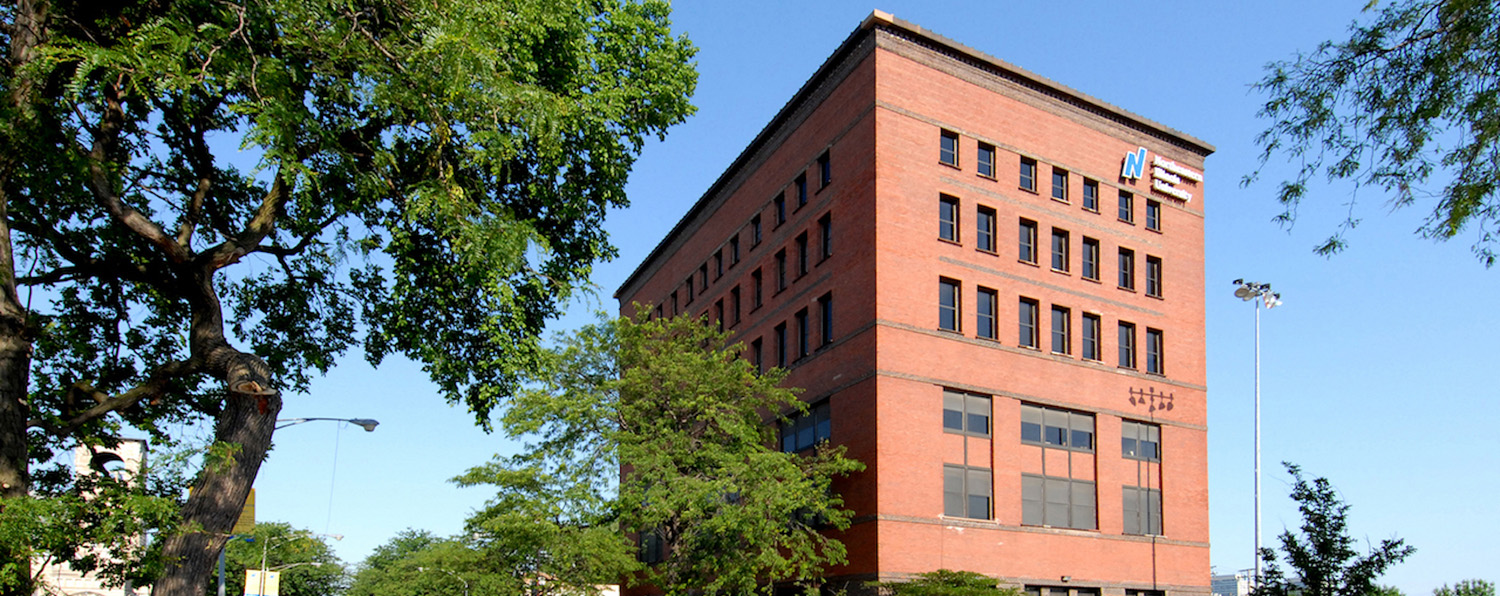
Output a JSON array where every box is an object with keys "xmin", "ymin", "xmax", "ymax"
[
  {"xmin": 943, "ymin": 392, "xmax": 964, "ymax": 431},
  {"xmin": 1045, "ymin": 477, "xmax": 1070, "ymax": 525},
  {"xmin": 1124, "ymin": 487, "xmax": 1141, "ymax": 535},
  {"xmin": 1022, "ymin": 476, "xmax": 1043, "ymax": 525},
  {"xmin": 1044, "ymin": 409, "xmax": 1068, "ymax": 446},
  {"xmin": 944, "ymin": 466, "xmax": 965, "ymax": 517},
  {"xmin": 967, "ymin": 394, "xmax": 991, "ymax": 436},
  {"xmin": 1072, "ymin": 481, "xmax": 1096, "ymax": 529}
]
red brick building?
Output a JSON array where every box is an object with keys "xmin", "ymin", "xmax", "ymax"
[{"xmin": 616, "ymin": 11, "xmax": 1213, "ymax": 596}]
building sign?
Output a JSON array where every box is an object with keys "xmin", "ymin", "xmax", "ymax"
[
  {"xmin": 1120, "ymin": 147, "xmax": 1201, "ymax": 203},
  {"xmin": 245, "ymin": 570, "xmax": 281, "ymax": 596}
]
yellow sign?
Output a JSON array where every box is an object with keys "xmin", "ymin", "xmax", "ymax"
[
  {"xmin": 232, "ymin": 488, "xmax": 256, "ymax": 534},
  {"xmin": 244, "ymin": 569, "xmax": 280, "ymax": 596}
]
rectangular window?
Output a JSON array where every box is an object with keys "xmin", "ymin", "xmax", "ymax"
[
  {"xmin": 1081, "ymin": 313, "xmax": 1101, "ymax": 361},
  {"xmin": 1146, "ymin": 199, "xmax": 1162, "ymax": 231},
  {"xmin": 1119, "ymin": 321, "xmax": 1137, "ymax": 369},
  {"xmin": 751, "ymin": 338, "xmax": 763, "ymax": 373},
  {"xmin": 714, "ymin": 299, "xmax": 724, "ymax": 332},
  {"xmin": 818, "ymin": 150, "xmax": 832, "ymax": 188},
  {"xmin": 796, "ymin": 232, "xmax": 809, "ymax": 277},
  {"xmin": 819, "ymin": 293, "xmax": 833, "ymax": 346},
  {"xmin": 976, "ymin": 287, "xmax": 997, "ymax": 340},
  {"xmin": 1082, "ymin": 178, "xmax": 1099, "ymax": 211},
  {"xmin": 943, "ymin": 389, "xmax": 991, "ymax": 436},
  {"xmin": 775, "ymin": 323, "xmax": 787, "ymax": 368},
  {"xmin": 939, "ymin": 195, "xmax": 960, "ymax": 242},
  {"xmin": 795, "ymin": 308, "xmax": 810, "ymax": 359},
  {"xmin": 781, "ymin": 400, "xmax": 831, "ymax": 452},
  {"xmin": 1022, "ymin": 475, "xmax": 1096, "ymax": 530},
  {"xmin": 819, "ymin": 213, "xmax": 832, "ymax": 259},
  {"xmin": 1051, "ymin": 305, "xmax": 1070, "ymax": 355},
  {"xmin": 775, "ymin": 194, "xmax": 787, "ymax": 226},
  {"xmin": 1146, "ymin": 256, "xmax": 1162, "ymax": 298},
  {"xmin": 672, "ymin": 291, "xmax": 679, "ymax": 316},
  {"xmin": 730, "ymin": 236, "xmax": 740, "ymax": 266},
  {"xmin": 1082, "ymin": 237, "xmax": 1100, "ymax": 281},
  {"xmin": 639, "ymin": 530, "xmax": 664, "ymax": 564},
  {"xmin": 1118, "ymin": 248, "xmax": 1135, "ymax": 290},
  {"xmin": 795, "ymin": 173, "xmax": 808, "ymax": 208},
  {"xmin": 1123, "ymin": 486, "xmax": 1163, "ymax": 536},
  {"xmin": 944, "ymin": 465, "xmax": 992, "ymax": 520},
  {"xmin": 1019, "ymin": 219, "xmax": 1038, "ymax": 263},
  {"xmin": 730, "ymin": 286, "xmax": 741, "ymax": 325},
  {"xmin": 752, "ymin": 268, "xmax": 763, "ymax": 309},
  {"xmin": 1020, "ymin": 157, "xmax": 1037, "ymax": 192},
  {"xmin": 976, "ymin": 206, "xmax": 996, "ymax": 252},
  {"xmin": 1018, "ymin": 297, "xmax": 1039, "ymax": 348},
  {"xmin": 1020, "ymin": 403, "xmax": 1095, "ymax": 451},
  {"xmin": 776, "ymin": 249, "xmax": 787, "ymax": 292},
  {"xmin": 685, "ymin": 277, "xmax": 694, "ymax": 304},
  {"xmin": 939, "ymin": 278, "xmax": 961, "ymax": 332},
  {"xmin": 654, "ymin": 303, "xmax": 663, "ymax": 319},
  {"xmin": 751, "ymin": 215, "xmax": 763, "ymax": 246},
  {"xmin": 1051, "ymin": 167, "xmax": 1069, "ymax": 202},
  {"xmin": 1122, "ymin": 420, "xmax": 1161, "ymax": 461},
  {"xmin": 714, "ymin": 250, "xmax": 724, "ymax": 280},
  {"xmin": 1051, "ymin": 228, "xmax": 1069, "ymax": 272},
  {"xmin": 1146, "ymin": 327, "xmax": 1164, "ymax": 374},
  {"xmin": 977, "ymin": 142, "xmax": 996, "ymax": 178},
  {"xmin": 940, "ymin": 129, "xmax": 959, "ymax": 166},
  {"xmin": 699, "ymin": 263, "xmax": 708, "ymax": 291},
  {"xmin": 1118, "ymin": 190, "xmax": 1134, "ymax": 223}
]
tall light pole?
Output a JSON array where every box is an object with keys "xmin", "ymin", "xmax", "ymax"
[
  {"xmin": 1232, "ymin": 279, "xmax": 1281, "ymax": 585},
  {"xmin": 275, "ymin": 417, "xmax": 379, "ymax": 431}
]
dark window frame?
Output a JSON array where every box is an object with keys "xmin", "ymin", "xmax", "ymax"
[
  {"xmin": 976, "ymin": 206, "xmax": 997, "ymax": 253},
  {"xmin": 1051, "ymin": 228, "xmax": 1070, "ymax": 272},
  {"xmin": 1118, "ymin": 248, "xmax": 1135, "ymax": 290},
  {"xmin": 1051, "ymin": 305, "xmax": 1071, "ymax": 355},
  {"xmin": 1019, "ymin": 218, "xmax": 1038, "ymax": 264},
  {"xmin": 1119, "ymin": 321, "xmax": 1137, "ymax": 369},
  {"xmin": 944, "ymin": 464, "xmax": 993, "ymax": 520},
  {"xmin": 1051, "ymin": 167, "xmax": 1069, "ymax": 202},
  {"xmin": 1146, "ymin": 327, "xmax": 1164, "ymax": 375},
  {"xmin": 976, "ymin": 286, "xmax": 998, "ymax": 340},
  {"xmin": 977, "ymin": 142, "xmax": 996, "ymax": 178},
  {"xmin": 1082, "ymin": 178, "xmax": 1099, "ymax": 211},
  {"xmin": 1081, "ymin": 313, "xmax": 1102, "ymax": 361},
  {"xmin": 939, "ymin": 195, "xmax": 960, "ymax": 243},
  {"xmin": 1146, "ymin": 256, "xmax": 1163, "ymax": 298},
  {"xmin": 1118, "ymin": 190, "xmax": 1134, "ymax": 223},
  {"xmin": 939, "ymin": 129, "xmax": 960, "ymax": 167},
  {"xmin": 1081, "ymin": 237, "xmax": 1100, "ymax": 281},
  {"xmin": 943, "ymin": 389, "xmax": 992, "ymax": 437},
  {"xmin": 1146, "ymin": 199, "xmax": 1162, "ymax": 231},
  {"xmin": 939, "ymin": 278, "xmax": 961, "ymax": 332},
  {"xmin": 818, "ymin": 150, "xmax": 832, "ymax": 188},
  {"xmin": 1018, "ymin": 297, "xmax": 1039, "ymax": 349},
  {"xmin": 1020, "ymin": 403, "xmax": 1096, "ymax": 452},
  {"xmin": 1020, "ymin": 157, "xmax": 1038, "ymax": 192}
]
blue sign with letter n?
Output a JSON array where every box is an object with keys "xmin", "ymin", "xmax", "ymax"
[{"xmin": 1121, "ymin": 147, "xmax": 1147, "ymax": 180}]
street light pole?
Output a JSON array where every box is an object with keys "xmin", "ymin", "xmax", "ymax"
[
  {"xmin": 274, "ymin": 417, "xmax": 379, "ymax": 431},
  {"xmin": 1232, "ymin": 279, "xmax": 1281, "ymax": 586}
]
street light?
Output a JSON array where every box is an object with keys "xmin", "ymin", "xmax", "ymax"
[
  {"xmin": 418, "ymin": 566, "xmax": 471, "ymax": 596},
  {"xmin": 275, "ymin": 417, "xmax": 379, "ymax": 431},
  {"xmin": 1232, "ymin": 278, "xmax": 1282, "ymax": 585},
  {"xmin": 254, "ymin": 532, "xmax": 342, "ymax": 596}
]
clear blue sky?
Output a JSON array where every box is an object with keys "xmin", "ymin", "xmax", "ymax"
[{"xmin": 253, "ymin": 2, "xmax": 1499, "ymax": 592}]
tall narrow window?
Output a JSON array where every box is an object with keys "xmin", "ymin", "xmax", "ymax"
[
  {"xmin": 685, "ymin": 276, "xmax": 694, "ymax": 304},
  {"xmin": 819, "ymin": 293, "xmax": 833, "ymax": 346},
  {"xmin": 714, "ymin": 250, "xmax": 724, "ymax": 279},
  {"xmin": 1081, "ymin": 313, "xmax": 1101, "ymax": 360},
  {"xmin": 751, "ymin": 338, "xmax": 763, "ymax": 373},
  {"xmin": 752, "ymin": 268, "xmax": 763, "ymax": 309},
  {"xmin": 976, "ymin": 287, "xmax": 997, "ymax": 340},
  {"xmin": 818, "ymin": 150, "xmax": 832, "ymax": 188},
  {"xmin": 730, "ymin": 286, "xmax": 741, "ymax": 325},
  {"xmin": 939, "ymin": 278, "xmax": 961, "ymax": 332},
  {"xmin": 939, "ymin": 195, "xmax": 959, "ymax": 242},
  {"xmin": 1118, "ymin": 190, "xmax": 1134, "ymax": 223},
  {"xmin": 976, "ymin": 206, "xmax": 996, "ymax": 252},
  {"xmin": 1082, "ymin": 237, "xmax": 1100, "ymax": 281},
  {"xmin": 714, "ymin": 299, "xmax": 724, "ymax": 332},
  {"xmin": 819, "ymin": 213, "xmax": 832, "ymax": 259},
  {"xmin": 1051, "ymin": 167, "xmax": 1069, "ymax": 202},
  {"xmin": 699, "ymin": 263, "xmax": 708, "ymax": 291},
  {"xmin": 1018, "ymin": 297, "xmax": 1039, "ymax": 348},
  {"xmin": 1146, "ymin": 256, "xmax": 1163, "ymax": 298},
  {"xmin": 730, "ymin": 236, "xmax": 740, "ymax": 266},
  {"xmin": 1051, "ymin": 228, "xmax": 1070, "ymax": 272},
  {"xmin": 940, "ymin": 129, "xmax": 960, "ymax": 166},
  {"xmin": 795, "ymin": 308, "xmax": 809, "ymax": 359},
  {"xmin": 1146, "ymin": 328, "xmax": 1164, "ymax": 374},
  {"xmin": 977, "ymin": 142, "xmax": 996, "ymax": 178},
  {"xmin": 1118, "ymin": 248, "xmax": 1135, "ymax": 290},
  {"xmin": 775, "ymin": 249, "xmax": 787, "ymax": 292},
  {"xmin": 671, "ymin": 291, "xmax": 679, "ymax": 316},
  {"xmin": 1146, "ymin": 199, "xmax": 1162, "ymax": 231},
  {"xmin": 751, "ymin": 214, "xmax": 763, "ymax": 246},
  {"xmin": 775, "ymin": 194, "xmax": 787, "ymax": 226},
  {"xmin": 796, "ymin": 232, "xmax": 809, "ymax": 277},
  {"xmin": 1019, "ymin": 219, "xmax": 1038, "ymax": 263},
  {"xmin": 775, "ymin": 323, "xmax": 787, "ymax": 368},
  {"xmin": 944, "ymin": 465, "xmax": 992, "ymax": 520},
  {"xmin": 795, "ymin": 173, "xmax": 808, "ymax": 208},
  {"xmin": 1020, "ymin": 157, "xmax": 1037, "ymax": 191},
  {"xmin": 1051, "ymin": 305, "xmax": 1071, "ymax": 355},
  {"xmin": 1119, "ymin": 321, "xmax": 1137, "ymax": 369},
  {"xmin": 1082, "ymin": 178, "xmax": 1099, "ymax": 211}
]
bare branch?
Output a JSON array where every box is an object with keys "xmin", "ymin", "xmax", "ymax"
[{"xmin": 27, "ymin": 360, "xmax": 199, "ymax": 437}]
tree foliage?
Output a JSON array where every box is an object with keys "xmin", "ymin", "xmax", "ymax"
[
  {"xmin": 867, "ymin": 569, "xmax": 1021, "ymax": 596},
  {"xmin": 1435, "ymin": 580, "xmax": 1496, "ymax": 596},
  {"xmin": 0, "ymin": 0, "xmax": 695, "ymax": 593},
  {"xmin": 1253, "ymin": 463, "xmax": 1414, "ymax": 596},
  {"xmin": 209, "ymin": 522, "xmax": 348, "ymax": 596},
  {"xmin": 1246, "ymin": 0, "xmax": 1500, "ymax": 263},
  {"xmin": 456, "ymin": 312, "xmax": 864, "ymax": 596}
]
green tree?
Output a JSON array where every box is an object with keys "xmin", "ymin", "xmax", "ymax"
[
  {"xmin": 0, "ymin": 0, "xmax": 696, "ymax": 594},
  {"xmin": 458, "ymin": 312, "xmax": 864, "ymax": 596},
  {"xmin": 211, "ymin": 522, "xmax": 347, "ymax": 596},
  {"xmin": 1253, "ymin": 463, "xmax": 1414, "ymax": 596},
  {"xmin": 346, "ymin": 531, "xmax": 501, "ymax": 596},
  {"xmin": 1435, "ymin": 580, "xmax": 1496, "ymax": 596},
  {"xmin": 1246, "ymin": 0, "xmax": 1500, "ymax": 263},
  {"xmin": 867, "ymin": 569, "xmax": 1023, "ymax": 596}
]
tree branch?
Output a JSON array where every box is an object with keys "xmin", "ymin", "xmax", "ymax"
[
  {"xmin": 196, "ymin": 173, "xmax": 289, "ymax": 272},
  {"xmin": 26, "ymin": 359, "xmax": 199, "ymax": 437},
  {"xmin": 83, "ymin": 82, "xmax": 192, "ymax": 264}
]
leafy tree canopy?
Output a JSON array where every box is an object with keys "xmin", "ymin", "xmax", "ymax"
[
  {"xmin": 867, "ymin": 569, "xmax": 1021, "ymax": 596},
  {"xmin": 1435, "ymin": 580, "xmax": 1496, "ymax": 596},
  {"xmin": 1253, "ymin": 463, "xmax": 1414, "ymax": 596},
  {"xmin": 1246, "ymin": 0, "xmax": 1500, "ymax": 263},
  {"xmin": 454, "ymin": 312, "xmax": 864, "ymax": 596},
  {"xmin": 209, "ymin": 522, "xmax": 347, "ymax": 596}
]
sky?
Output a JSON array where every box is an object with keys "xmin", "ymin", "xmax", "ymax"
[{"xmin": 247, "ymin": 2, "xmax": 1499, "ymax": 593}]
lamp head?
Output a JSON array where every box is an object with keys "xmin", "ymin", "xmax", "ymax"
[
  {"xmin": 1234, "ymin": 286, "xmax": 1255, "ymax": 300},
  {"xmin": 349, "ymin": 419, "xmax": 379, "ymax": 432}
]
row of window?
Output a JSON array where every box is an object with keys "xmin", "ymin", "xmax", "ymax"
[
  {"xmin": 748, "ymin": 292, "xmax": 835, "ymax": 373},
  {"xmin": 660, "ymin": 212, "xmax": 833, "ymax": 326},
  {"xmin": 939, "ymin": 129, "xmax": 1163, "ymax": 231},
  {"xmin": 938, "ymin": 279, "xmax": 1166, "ymax": 374},
  {"xmin": 941, "ymin": 468, "xmax": 1160, "ymax": 534},
  {"xmin": 943, "ymin": 395, "xmax": 1161, "ymax": 462},
  {"xmin": 940, "ymin": 197, "xmax": 1164, "ymax": 298}
]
